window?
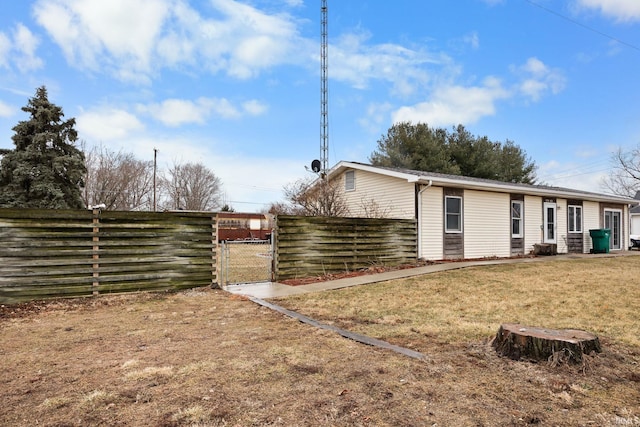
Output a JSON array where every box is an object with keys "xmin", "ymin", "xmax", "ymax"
[
  {"xmin": 511, "ymin": 201, "xmax": 523, "ymax": 238},
  {"xmin": 568, "ymin": 205, "xmax": 582, "ymax": 233},
  {"xmin": 345, "ymin": 170, "xmax": 355, "ymax": 191},
  {"xmin": 445, "ymin": 196, "xmax": 462, "ymax": 233}
]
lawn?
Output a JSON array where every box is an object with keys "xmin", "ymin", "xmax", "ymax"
[{"xmin": 1, "ymin": 257, "xmax": 639, "ymax": 426}]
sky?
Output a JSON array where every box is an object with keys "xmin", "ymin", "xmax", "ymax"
[{"xmin": 0, "ymin": 0, "xmax": 639, "ymax": 212}]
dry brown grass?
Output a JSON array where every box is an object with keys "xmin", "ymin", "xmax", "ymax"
[
  {"xmin": 1, "ymin": 257, "xmax": 639, "ymax": 426},
  {"xmin": 277, "ymin": 256, "xmax": 640, "ymax": 347}
]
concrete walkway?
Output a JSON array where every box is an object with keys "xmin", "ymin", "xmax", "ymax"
[{"xmin": 224, "ymin": 251, "xmax": 640, "ymax": 299}]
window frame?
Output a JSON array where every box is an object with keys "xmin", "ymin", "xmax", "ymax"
[
  {"xmin": 511, "ymin": 200, "xmax": 523, "ymax": 238},
  {"xmin": 444, "ymin": 196, "xmax": 463, "ymax": 233},
  {"xmin": 568, "ymin": 205, "xmax": 583, "ymax": 234},
  {"xmin": 344, "ymin": 170, "xmax": 355, "ymax": 192}
]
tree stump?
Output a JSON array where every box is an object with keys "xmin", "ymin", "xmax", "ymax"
[{"xmin": 492, "ymin": 323, "xmax": 601, "ymax": 363}]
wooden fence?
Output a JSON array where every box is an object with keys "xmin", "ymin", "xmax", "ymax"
[
  {"xmin": 274, "ymin": 215, "xmax": 417, "ymax": 280},
  {"xmin": 0, "ymin": 209, "xmax": 216, "ymax": 304}
]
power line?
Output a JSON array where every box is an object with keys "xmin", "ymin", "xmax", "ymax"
[
  {"xmin": 524, "ymin": 0, "xmax": 640, "ymax": 52},
  {"xmin": 537, "ymin": 162, "xmax": 612, "ymax": 182}
]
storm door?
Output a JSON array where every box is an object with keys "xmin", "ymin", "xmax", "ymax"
[{"xmin": 543, "ymin": 202, "xmax": 557, "ymax": 244}]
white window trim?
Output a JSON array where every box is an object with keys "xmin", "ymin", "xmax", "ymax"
[
  {"xmin": 511, "ymin": 200, "xmax": 523, "ymax": 238},
  {"xmin": 445, "ymin": 196, "xmax": 463, "ymax": 234},
  {"xmin": 344, "ymin": 170, "xmax": 355, "ymax": 192},
  {"xmin": 568, "ymin": 205, "xmax": 582, "ymax": 234}
]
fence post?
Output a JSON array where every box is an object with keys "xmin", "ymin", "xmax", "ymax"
[
  {"xmin": 211, "ymin": 215, "xmax": 218, "ymax": 288},
  {"xmin": 91, "ymin": 209, "xmax": 100, "ymax": 296}
]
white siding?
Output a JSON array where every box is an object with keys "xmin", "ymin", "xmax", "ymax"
[
  {"xmin": 419, "ymin": 186, "xmax": 443, "ymax": 260},
  {"xmin": 524, "ymin": 195, "xmax": 542, "ymax": 254},
  {"xmin": 583, "ymin": 201, "xmax": 600, "ymax": 253},
  {"xmin": 338, "ymin": 169, "xmax": 415, "ymax": 219},
  {"xmin": 625, "ymin": 207, "xmax": 631, "ymax": 247},
  {"xmin": 464, "ymin": 190, "xmax": 511, "ymax": 258},
  {"xmin": 556, "ymin": 199, "xmax": 568, "ymax": 254}
]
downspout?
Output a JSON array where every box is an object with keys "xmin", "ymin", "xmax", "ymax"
[{"xmin": 416, "ymin": 180, "xmax": 433, "ymax": 259}]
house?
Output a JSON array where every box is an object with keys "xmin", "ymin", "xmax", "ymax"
[{"xmin": 328, "ymin": 161, "xmax": 635, "ymax": 260}]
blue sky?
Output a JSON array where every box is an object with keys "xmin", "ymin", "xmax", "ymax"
[{"xmin": 1, "ymin": 0, "xmax": 639, "ymax": 212}]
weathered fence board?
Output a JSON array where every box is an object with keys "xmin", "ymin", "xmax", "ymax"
[
  {"xmin": 274, "ymin": 215, "xmax": 417, "ymax": 280},
  {"xmin": 0, "ymin": 209, "xmax": 217, "ymax": 304}
]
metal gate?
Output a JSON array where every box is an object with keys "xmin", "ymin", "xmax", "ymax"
[{"xmin": 219, "ymin": 239, "xmax": 273, "ymax": 285}]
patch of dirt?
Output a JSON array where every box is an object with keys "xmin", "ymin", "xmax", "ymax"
[
  {"xmin": 279, "ymin": 263, "xmax": 427, "ymax": 286},
  {"xmin": 1, "ymin": 287, "xmax": 639, "ymax": 426},
  {"xmin": 279, "ymin": 255, "xmax": 537, "ymax": 286}
]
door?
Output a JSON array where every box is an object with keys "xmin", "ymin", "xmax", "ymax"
[
  {"xmin": 604, "ymin": 209, "xmax": 622, "ymax": 250},
  {"xmin": 543, "ymin": 202, "xmax": 557, "ymax": 244}
]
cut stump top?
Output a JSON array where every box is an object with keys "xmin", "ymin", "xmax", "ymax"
[
  {"xmin": 493, "ymin": 323, "xmax": 602, "ymax": 363},
  {"xmin": 500, "ymin": 323, "xmax": 598, "ymax": 344}
]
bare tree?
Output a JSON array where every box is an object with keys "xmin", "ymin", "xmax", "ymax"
[
  {"xmin": 602, "ymin": 147, "xmax": 640, "ymax": 197},
  {"xmin": 263, "ymin": 201, "xmax": 297, "ymax": 216},
  {"xmin": 359, "ymin": 197, "xmax": 391, "ymax": 218},
  {"xmin": 283, "ymin": 177, "xmax": 349, "ymax": 217},
  {"xmin": 161, "ymin": 161, "xmax": 222, "ymax": 211},
  {"xmin": 83, "ymin": 145, "xmax": 154, "ymax": 210}
]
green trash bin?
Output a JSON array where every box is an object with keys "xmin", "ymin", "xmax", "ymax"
[{"xmin": 589, "ymin": 229, "xmax": 611, "ymax": 254}]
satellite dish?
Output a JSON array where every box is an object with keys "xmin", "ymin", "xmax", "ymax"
[{"xmin": 311, "ymin": 159, "xmax": 322, "ymax": 173}]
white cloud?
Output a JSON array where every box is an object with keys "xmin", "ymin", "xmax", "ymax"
[
  {"xmin": 358, "ymin": 102, "xmax": 394, "ymax": 133},
  {"xmin": 76, "ymin": 108, "xmax": 144, "ymax": 141},
  {"xmin": 0, "ymin": 100, "xmax": 15, "ymax": 117},
  {"xmin": 386, "ymin": 57, "xmax": 565, "ymax": 128},
  {"xmin": 0, "ymin": 33, "xmax": 10, "ymax": 68},
  {"xmin": 0, "ymin": 24, "xmax": 43, "ymax": 72},
  {"xmin": 33, "ymin": 0, "xmax": 304, "ymax": 84},
  {"xmin": 139, "ymin": 97, "xmax": 266, "ymax": 127},
  {"xmin": 392, "ymin": 77, "xmax": 510, "ymax": 127},
  {"xmin": 462, "ymin": 32, "xmax": 480, "ymax": 50},
  {"xmin": 512, "ymin": 57, "xmax": 566, "ymax": 102},
  {"xmin": 13, "ymin": 24, "xmax": 43, "ymax": 72},
  {"xmin": 242, "ymin": 99, "xmax": 268, "ymax": 116},
  {"xmin": 330, "ymin": 31, "xmax": 446, "ymax": 96},
  {"xmin": 141, "ymin": 98, "xmax": 222, "ymax": 127},
  {"xmin": 575, "ymin": 0, "xmax": 640, "ymax": 22},
  {"xmin": 34, "ymin": 0, "xmax": 169, "ymax": 81}
]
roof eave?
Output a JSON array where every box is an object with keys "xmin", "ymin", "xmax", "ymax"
[{"xmin": 331, "ymin": 161, "xmax": 635, "ymax": 205}]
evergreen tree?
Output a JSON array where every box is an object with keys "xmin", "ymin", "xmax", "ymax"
[
  {"xmin": 0, "ymin": 86, "xmax": 86, "ymax": 209},
  {"xmin": 369, "ymin": 122, "xmax": 537, "ymax": 184}
]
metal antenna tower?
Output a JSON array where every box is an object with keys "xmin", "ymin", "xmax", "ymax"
[{"xmin": 320, "ymin": 0, "xmax": 329, "ymax": 177}]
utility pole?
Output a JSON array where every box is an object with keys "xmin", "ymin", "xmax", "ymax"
[
  {"xmin": 153, "ymin": 148, "xmax": 158, "ymax": 211},
  {"xmin": 320, "ymin": 0, "xmax": 329, "ymax": 178}
]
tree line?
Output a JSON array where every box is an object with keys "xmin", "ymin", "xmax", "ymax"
[{"xmin": 0, "ymin": 87, "xmax": 222, "ymax": 211}]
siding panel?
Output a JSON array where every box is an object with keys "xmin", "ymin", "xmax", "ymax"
[
  {"xmin": 583, "ymin": 201, "xmax": 600, "ymax": 253},
  {"xmin": 339, "ymin": 170, "xmax": 415, "ymax": 219},
  {"xmin": 419, "ymin": 186, "xmax": 443, "ymax": 260},
  {"xmin": 464, "ymin": 190, "xmax": 511, "ymax": 259},
  {"xmin": 524, "ymin": 195, "xmax": 543, "ymax": 254},
  {"xmin": 556, "ymin": 199, "xmax": 568, "ymax": 254}
]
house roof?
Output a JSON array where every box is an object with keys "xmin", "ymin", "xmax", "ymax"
[{"xmin": 329, "ymin": 161, "xmax": 636, "ymax": 205}]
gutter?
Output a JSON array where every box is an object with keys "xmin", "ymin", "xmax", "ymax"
[{"xmin": 416, "ymin": 180, "xmax": 433, "ymax": 259}]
